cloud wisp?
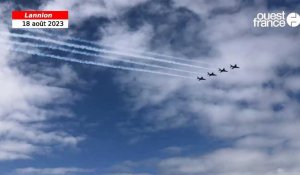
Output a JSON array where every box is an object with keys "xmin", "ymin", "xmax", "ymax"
[{"xmin": 15, "ymin": 167, "xmax": 93, "ymax": 175}]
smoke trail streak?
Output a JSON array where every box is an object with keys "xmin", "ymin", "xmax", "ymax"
[
  {"xmin": 22, "ymin": 29, "xmax": 210, "ymax": 65},
  {"xmin": 6, "ymin": 40, "xmax": 202, "ymax": 75},
  {"xmin": 3, "ymin": 32, "xmax": 215, "ymax": 71},
  {"xmin": 10, "ymin": 47, "xmax": 194, "ymax": 79}
]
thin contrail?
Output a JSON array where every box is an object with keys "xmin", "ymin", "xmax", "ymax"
[
  {"xmin": 21, "ymin": 29, "xmax": 211, "ymax": 65},
  {"xmin": 3, "ymin": 32, "xmax": 215, "ymax": 71},
  {"xmin": 11, "ymin": 48, "xmax": 194, "ymax": 79},
  {"xmin": 6, "ymin": 40, "xmax": 201, "ymax": 75}
]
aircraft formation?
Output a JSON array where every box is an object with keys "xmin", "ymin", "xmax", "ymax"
[{"xmin": 197, "ymin": 64, "xmax": 239, "ymax": 81}]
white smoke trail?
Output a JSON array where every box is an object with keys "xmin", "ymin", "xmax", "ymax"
[
  {"xmin": 21, "ymin": 29, "xmax": 211, "ymax": 65},
  {"xmin": 2, "ymin": 32, "xmax": 215, "ymax": 71},
  {"xmin": 5, "ymin": 40, "xmax": 202, "ymax": 75},
  {"xmin": 11, "ymin": 48, "xmax": 194, "ymax": 79}
]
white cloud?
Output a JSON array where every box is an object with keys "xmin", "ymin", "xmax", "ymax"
[
  {"xmin": 284, "ymin": 75, "xmax": 300, "ymax": 92},
  {"xmin": 100, "ymin": 23, "xmax": 153, "ymax": 55},
  {"xmin": 159, "ymin": 148, "xmax": 300, "ymax": 175},
  {"xmin": 15, "ymin": 167, "xmax": 93, "ymax": 175},
  {"xmin": 96, "ymin": 22, "xmax": 154, "ymax": 66},
  {"xmin": 173, "ymin": 0, "xmax": 242, "ymax": 17},
  {"xmin": 100, "ymin": 1, "xmax": 300, "ymax": 175},
  {"xmin": 41, "ymin": 0, "xmax": 148, "ymax": 23},
  {"xmin": 0, "ymin": 3, "xmax": 83, "ymax": 161}
]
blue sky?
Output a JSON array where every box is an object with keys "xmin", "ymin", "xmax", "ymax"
[{"xmin": 0, "ymin": 0, "xmax": 300, "ymax": 175}]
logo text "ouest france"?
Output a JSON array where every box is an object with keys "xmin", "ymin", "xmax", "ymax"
[{"xmin": 253, "ymin": 12, "xmax": 300, "ymax": 28}]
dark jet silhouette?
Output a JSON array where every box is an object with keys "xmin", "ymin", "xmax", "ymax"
[
  {"xmin": 230, "ymin": 64, "xmax": 240, "ymax": 69},
  {"xmin": 219, "ymin": 68, "xmax": 228, "ymax": 73},
  {"xmin": 197, "ymin": 76, "xmax": 206, "ymax": 81},
  {"xmin": 207, "ymin": 72, "xmax": 217, "ymax": 76}
]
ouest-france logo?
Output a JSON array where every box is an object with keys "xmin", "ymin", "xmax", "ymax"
[{"xmin": 253, "ymin": 11, "xmax": 300, "ymax": 28}]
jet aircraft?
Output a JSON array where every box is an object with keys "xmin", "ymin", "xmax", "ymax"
[
  {"xmin": 197, "ymin": 76, "xmax": 206, "ymax": 81},
  {"xmin": 219, "ymin": 68, "xmax": 228, "ymax": 73},
  {"xmin": 207, "ymin": 72, "xmax": 217, "ymax": 76},
  {"xmin": 230, "ymin": 64, "xmax": 240, "ymax": 69}
]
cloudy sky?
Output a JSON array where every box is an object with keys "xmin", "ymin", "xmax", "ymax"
[{"xmin": 0, "ymin": 0, "xmax": 300, "ymax": 175}]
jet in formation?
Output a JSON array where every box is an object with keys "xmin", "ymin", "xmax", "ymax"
[
  {"xmin": 230, "ymin": 64, "xmax": 240, "ymax": 69},
  {"xmin": 197, "ymin": 64, "xmax": 239, "ymax": 82},
  {"xmin": 219, "ymin": 68, "xmax": 228, "ymax": 73},
  {"xmin": 207, "ymin": 72, "xmax": 217, "ymax": 76},
  {"xmin": 197, "ymin": 76, "xmax": 206, "ymax": 81}
]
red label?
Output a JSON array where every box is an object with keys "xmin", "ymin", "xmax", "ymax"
[{"xmin": 12, "ymin": 11, "xmax": 68, "ymax": 20}]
